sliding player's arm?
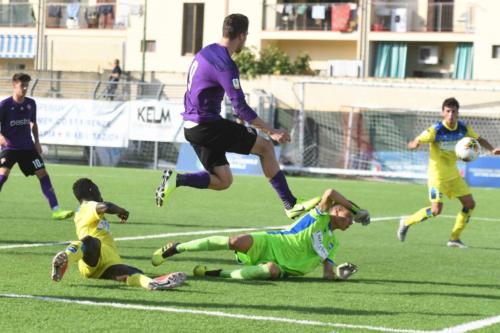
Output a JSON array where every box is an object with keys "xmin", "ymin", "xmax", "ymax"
[
  {"xmin": 323, "ymin": 260, "xmax": 358, "ymax": 281},
  {"xmin": 323, "ymin": 260, "xmax": 335, "ymax": 280},
  {"xmin": 96, "ymin": 202, "xmax": 129, "ymax": 222},
  {"xmin": 318, "ymin": 189, "xmax": 370, "ymax": 225}
]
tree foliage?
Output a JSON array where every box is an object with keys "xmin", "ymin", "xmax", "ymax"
[{"xmin": 233, "ymin": 45, "xmax": 313, "ymax": 77}]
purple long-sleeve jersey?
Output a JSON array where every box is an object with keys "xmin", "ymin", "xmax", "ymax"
[
  {"xmin": 182, "ymin": 43, "xmax": 257, "ymax": 124},
  {"xmin": 0, "ymin": 96, "xmax": 36, "ymax": 150}
]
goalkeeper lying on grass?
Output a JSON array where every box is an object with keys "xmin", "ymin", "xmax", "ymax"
[{"xmin": 152, "ymin": 188, "xmax": 370, "ymax": 281}]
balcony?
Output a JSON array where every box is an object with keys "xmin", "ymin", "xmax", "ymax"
[
  {"xmin": 0, "ymin": 3, "xmax": 35, "ymax": 27},
  {"xmin": 371, "ymin": 1, "xmax": 474, "ymax": 33},
  {"xmin": 46, "ymin": 2, "xmax": 129, "ymax": 30},
  {"xmin": 263, "ymin": 2, "xmax": 358, "ymax": 32}
]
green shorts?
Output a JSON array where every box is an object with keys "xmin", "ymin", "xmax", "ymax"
[{"xmin": 235, "ymin": 232, "xmax": 287, "ymax": 275}]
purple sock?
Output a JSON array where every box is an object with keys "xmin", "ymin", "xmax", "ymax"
[
  {"xmin": 0, "ymin": 174, "xmax": 7, "ymax": 191},
  {"xmin": 176, "ymin": 171, "xmax": 210, "ymax": 189},
  {"xmin": 39, "ymin": 175, "xmax": 59, "ymax": 209},
  {"xmin": 269, "ymin": 171, "xmax": 296, "ymax": 209}
]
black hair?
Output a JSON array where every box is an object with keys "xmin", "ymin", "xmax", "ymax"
[
  {"xmin": 442, "ymin": 97, "xmax": 460, "ymax": 110},
  {"xmin": 12, "ymin": 73, "xmax": 31, "ymax": 83},
  {"xmin": 222, "ymin": 14, "xmax": 249, "ymax": 40},
  {"xmin": 73, "ymin": 178, "xmax": 100, "ymax": 202}
]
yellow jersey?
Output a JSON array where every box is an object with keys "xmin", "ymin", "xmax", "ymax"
[
  {"xmin": 74, "ymin": 201, "xmax": 117, "ymax": 250},
  {"xmin": 417, "ymin": 120, "xmax": 478, "ymax": 183}
]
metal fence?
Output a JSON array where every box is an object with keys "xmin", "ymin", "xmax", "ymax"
[
  {"xmin": 0, "ymin": 77, "xmax": 185, "ymax": 101},
  {"xmin": 276, "ymin": 81, "xmax": 500, "ymax": 179}
]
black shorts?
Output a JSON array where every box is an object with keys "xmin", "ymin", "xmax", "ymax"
[
  {"xmin": 0, "ymin": 149, "xmax": 45, "ymax": 176},
  {"xmin": 184, "ymin": 118, "xmax": 257, "ymax": 172}
]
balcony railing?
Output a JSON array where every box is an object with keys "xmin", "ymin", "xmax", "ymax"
[
  {"xmin": 263, "ymin": 2, "xmax": 358, "ymax": 32},
  {"xmin": 46, "ymin": 2, "xmax": 128, "ymax": 30},
  {"xmin": 0, "ymin": 3, "xmax": 35, "ymax": 27},
  {"xmin": 371, "ymin": 1, "xmax": 474, "ymax": 33}
]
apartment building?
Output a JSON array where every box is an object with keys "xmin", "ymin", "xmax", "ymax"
[{"xmin": 0, "ymin": 0, "xmax": 499, "ymax": 80}]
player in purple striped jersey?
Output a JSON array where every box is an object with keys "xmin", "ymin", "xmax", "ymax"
[
  {"xmin": 0, "ymin": 73, "xmax": 73, "ymax": 220},
  {"xmin": 155, "ymin": 14, "xmax": 319, "ymax": 219}
]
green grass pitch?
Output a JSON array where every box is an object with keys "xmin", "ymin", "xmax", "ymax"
[{"xmin": 1, "ymin": 164, "xmax": 500, "ymax": 332}]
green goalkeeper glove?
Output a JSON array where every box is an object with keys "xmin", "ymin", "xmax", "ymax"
[
  {"xmin": 348, "ymin": 201, "xmax": 370, "ymax": 226},
  {"xmin": 335, "ymin": 262, "xmax": 358, "ymax": 280}
]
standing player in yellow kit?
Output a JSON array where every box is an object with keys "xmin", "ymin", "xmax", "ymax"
[{"xmin": 398, "ymin": 98, "xmax": 500, "ymax": 248}]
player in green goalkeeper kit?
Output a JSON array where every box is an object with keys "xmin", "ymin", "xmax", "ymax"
[{"xmin": 151, "ymin": 188, "xmax": 370, "ymax": 280}]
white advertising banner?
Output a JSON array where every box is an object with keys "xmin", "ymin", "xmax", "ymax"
[
  {"xmin": 128, "ymin": 99, "xmax": 186, "ymax": 143},
  {"xmin": 37, "ymin": 98, "xmax": 129, "ymax": 147}
]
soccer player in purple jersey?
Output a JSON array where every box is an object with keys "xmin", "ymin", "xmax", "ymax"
[
  {"xmin": 155, "ymin": 14, "xmax": 319, "ymax": 219},
  {"xmin": 0, "ymin": 73, "xmax": 73, "ymax": 220}
]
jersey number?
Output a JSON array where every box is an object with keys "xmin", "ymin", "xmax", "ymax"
[
  {"xmin": 32, "ymin": 159, "xmax": 43, "ymax": 169},
  {"xmin": 187, "ymin": 60, "xmax": 199, "ymax": 92}
]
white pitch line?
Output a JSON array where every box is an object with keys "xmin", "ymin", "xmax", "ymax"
[
  {"xmin": 438, "ymin": 315, "xmax": 500, "ymax": 333},
  {"xmin": 0, "ymin": 226, "xmax": 275, "ymax": 250},
  {"xmin": 0, "ymin": 293, "xmax": 427, "ymax": 333},
  {"xmin": 1, "ymin": 215, "xmax": 499, "ymax": 251}
]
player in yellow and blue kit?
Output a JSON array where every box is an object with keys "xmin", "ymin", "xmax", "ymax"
[
  {"xmin": 151, "ymin": 188, "xmax": 370, "ymax": 281},
  {"xmin": 398, "ymin": 98, "xmax": 500, "ymax": 248},
  {"xmin": 51, "ymin": 178, "xmax": 186, "ymax": 290}
]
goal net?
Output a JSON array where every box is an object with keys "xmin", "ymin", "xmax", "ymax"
[{"xmin": 278, "ymin": 107, "xmax": 500, "ymax": 180}]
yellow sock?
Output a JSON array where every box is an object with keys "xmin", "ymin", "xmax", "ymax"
[
  {"xmin": 64, "ymin": 241, "xmax": 84, "ymax": 263},
  {"xmin": 405, "ymin": 207, "xmax": 433, "ymax": 226},
  {"xmin": 126, "ymin": 273, "xmax": 153, "ymax": 289},
  {"xmin": 451, "ymin": 208, "xmax": 473, "ymax": 241}
]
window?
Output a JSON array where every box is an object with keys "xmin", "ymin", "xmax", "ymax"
[
  {"xmin": 141, "ymin": 40, "xmax": 156, "ymax": 52},
  {"xmin": 182, "ymin": 3, "xmax": 204, "ymax": 56},
  {"xmin": 492, "ymin": 45, "xmax": 500, "ymax": 59}
]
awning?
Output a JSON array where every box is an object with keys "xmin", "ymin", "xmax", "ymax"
[{"xmin": 0, "ymin": 34, "xmax": 36, "ymax": 58}]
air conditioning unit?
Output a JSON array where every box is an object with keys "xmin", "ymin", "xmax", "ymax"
[{"xmin": 418, "ymin": 45, "xmax": 440, "ymax": 64}]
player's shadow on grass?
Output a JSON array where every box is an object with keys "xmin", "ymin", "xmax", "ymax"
[
  {"xmin": 36, "ymin": 294, "xmax": 396, "ymax": 316},
  {"xmin": 399, "ymin": 291, "xmax": 500, "ymax": 301},
  {"xmin": 352, "ymin": 278, "xmax": 500, "ymax": 290}
]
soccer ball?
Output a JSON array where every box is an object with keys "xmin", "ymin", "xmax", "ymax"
[{"xmin": 455, "ymin": 137, "xmax": 480, "ymax": 162}]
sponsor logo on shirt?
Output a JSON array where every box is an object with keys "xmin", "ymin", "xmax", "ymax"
[
  {"xmin": 312, "ymin": 231, "xmax": 329, "ymax": 259},
  {"xmin": 232, "ymin": 78, "xmax": 240, "ymax": 89},
  {"xmin": 439, "ymin": 140, "xmax": 458, "ymax": 151},
  {"xmin": 97, "ymin": 219, "xmax": 111, "ymax": 233},
  {"xmin": 9, "ymin": 118, "xmax": 30, "ymax": 127}
]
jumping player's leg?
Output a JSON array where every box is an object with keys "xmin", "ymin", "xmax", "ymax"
[{"xmin": 250, "ymin": 136, "xmax": 295, "ymax": 208}]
